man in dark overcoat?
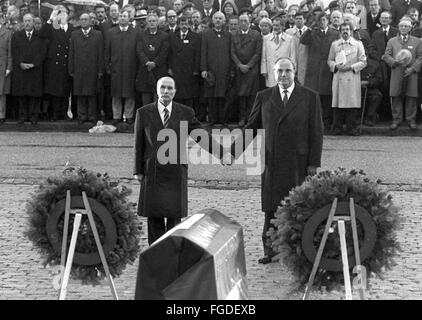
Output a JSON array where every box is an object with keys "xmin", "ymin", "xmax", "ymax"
[
  {"xmin": 231, "ymin": 12, "xmax": 262, "ymax": 127},
  {"xmin": 133, "ymin": 76, "xmax": 222, "ymax": 246},
  {"xmin": 300, "ymin": 12, "xmax": 339, "ymax": 131},
  {"xmin": 227, "ymin": 57, "xmax": 323, "ymax": 264},
  {"xmin": 69, "ymin": 13, "xmax": 104, "ymax": 124},
  {"xmin": 136, "ymin": 13, "xmax": 169, "ymax": 106},
  {"xmin": 40, "ymin": 7, "xmax": 75, "ymax": 121},
  {"xmin": 11, "ymin": 13, "xmax": 47, "ymax": 125},
  {"xmin": 168, "ymin": 15, "xmax": 200, "ymax": 109},
  {"xmin": 104, "ymin": 9, "xmax": 139, "ymax": 125},
  {"xmin": 200, "ymin": 11, "xmax": 232, "ymax": 125}
]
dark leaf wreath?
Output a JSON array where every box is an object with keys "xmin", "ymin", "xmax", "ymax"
[
  {"xmin": 268, "ymin": 167, "xmax": 403, "ymax": 291},
  {"xmin": 25, "ymin": 164, "xmax": 142, "ymax": 285}
]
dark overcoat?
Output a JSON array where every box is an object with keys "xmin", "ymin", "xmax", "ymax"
[
  {"xmin": 104, "ymin": 26, "xmax": 138, "ymax": 98},
  {"xmin": 300, "ymin": 28, "xmax": 339, "ymax": 95},
  {"xmin": 136, "ymin": 30, "xmax": 169, "ymax": 93},
  {"xmin": 168, "ymin": 30, "xmax": 200, "ymax": 100},
  {"xmin": 11, "ymin": 29, "xmax": 47, "ymax": 97},
  {"xmin": 40, "ymin": 23, "xmax": 74, "ymax": 97},
  {"xmin": 69, "ymin": 29, "xmax": 104, "ymax": 96},
  {"xmin": 134, "ymin": 102, "xmax": 218, "ymax": 218},
  {"xmin": 232, "ymin": 84, "xmax": 323, "ymax": 213},
  {"xmin": 0, "ymin": 26, "xmax": 12, "ymax": 95},
  {"xmin": 200, "ymin": 29, "xmax": 232, "ymax": 98},
  {"xmin": 231, "ymin": 29, "xmax": 262, "ymax": 97}
]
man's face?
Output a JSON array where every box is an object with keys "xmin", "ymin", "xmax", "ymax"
[
  {"xmin": 174, "ymin": 0, "xmax": 183, "ymax": 12},
  {"xmin": 345, "ymin": 3, "xmax": 356, "ymax": 14},
  {"xmin": 398, "ymin": 21, "xmax": 412, "ymax": 35},
  {"xmin": 95, "ymin": 7, "xmax": 106, "ymax": 21},
  {"xmin": 409, "ymin": 11, "xmax": 419, "ymax": 22},
  {"xmin": 80, "ymin": 14, "xmax": 90, "ymax": 29},
  {"xmin": 259, "ymin": 10, "xmax": 269, "ymax": 20},
  {"xmin": 203, "ymin": 0, "xmax": 213, "ymax": 10},
  {"xmin": 266, "ymin": 0, "xmax": 275, "ymax": 10},
  {"xmin": 287, "ymin": 11, "xmax": 296, "ymax": 23},
  {"xmin": 201, "ymin": 23, "xmax": 209, "ymax": 32},
  {"xmin": 157, "ymin": 78, "xmax": 176, "ymax": 104},
  {"xmin": 34, "ymin": 17, "xmax": 42, "ymax": 30},
  {"xmin": 223, "ymin": 4, "xmax": 234, "ymax": 16},
  {"xmin": 308, "ymin": 2, "xmax": 315, "ymax": 10},
  {"xmin": 319, "ymin": 16, "xmax": 329, "ymax": 29},
  {"xmin": 239, "ymin": 15, "xmax": 250, "ymax": 31},
  {"xmin": 147, "ymin": 15, "xmax": 158, "ymax": 29},
  {"xmin": 341, "ymin": 25, "xmax": 351, "ymax": 40},
  {"xmin": 192, "ymin": 12, "xmax": 201, "ymax": 25},
  {"xmin": 119, "ymin": 11, "xmax": 129, "ymax": 26},
  {"xmin": 272, "ymin": 19, "xmax": 282, "ymax": 33},
  {"xmin": 213, "ymin": 13, "xmax": 224, "ymax": 28},
  {"xmin": 260, "ymin": 23, "xmax": 271, "ymax": 35},
  {"xmin": 58, "ymin": 12, "xmax": 69, "ymax": 25},
  {"xmin": 167, "ymin": 10, "xmax": 177, "ymax": 26},
  {"xmin": 68, "ymin": 5, "xmax": 75, "ymax": 18},
  {"xmin": 379, "ymin": 12, "xmax": 391, "ymax": 26},
  {"xmin": 330, "ymin": 11, "xmax": 343, "ymax": 27},
  {"xmin": 179, "ymin": 20, "xmax": 189, "ymax": 32},
  {"xmin": 229, "ymin": 18, "xmax": 239, "ymax": 33},
  {"xmin": 158, "ymin": 6, "xmax": 166, "ymax": 16},
  {"xmin": 369, "ymin": 0, "xmax": 380, "ymax": 15},
  {"xmin": 110, "ymin": 5, "xmax": 119, "ymax": 20},
  {"xmin": 20, "ymin": 6, "xmax": 28, "ymax": 16},
  {"xmin": 89, "ymin": 12, "xmax": 97, "ymax": 26},
  {"xmin": 295, "ymin": 15, "xmax": 304, "ymax": 28},
  {"xmin": 274, "ymin": 59, "xmax": 295, "ymax": 88},
  {"xmin": 23, "ymin": 14, "xmax": 34, "ymax": 31}
]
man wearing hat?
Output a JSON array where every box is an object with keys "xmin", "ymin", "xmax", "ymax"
[
  {"xmin": 382, "ymin": 17, "xmax": 422, "ymax": 130},
  {"xmin": 134, "ymin": 9, "xmax": 148, "ymax": 31},
  {"xmin": 327, "ymin": 0, "xmax": 340, "ymax": 13}
]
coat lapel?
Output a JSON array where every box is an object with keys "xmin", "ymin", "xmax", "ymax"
[
  {"xmin": 278, "ymin": 84, "xmax": 301, "ymax": 125},
  {"xmin": 167, "ymin": 103, "xmax": 181, "ymax": 130},
  {"xmin": 148, "ymin": 103, "xmax": 165, "ymax": 129},
  {"xmin": 269, "ymin": 86, "xmax": 283, "ymax": 118}
]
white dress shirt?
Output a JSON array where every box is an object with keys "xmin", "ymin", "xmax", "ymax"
[
  {"xmin": 60, "ymin": 24, "xmax": 68, "ymax": 32},
  {"xmin": 158, "ymin": 101, "xmax": 173, "ymax": 125},
  {"xmin": 120, "ymin": 26, "xmax": 128, "ymax": 32},
  {"xmin": 278, "ymin": 82, "xmax": 295, "ymax": 102}
]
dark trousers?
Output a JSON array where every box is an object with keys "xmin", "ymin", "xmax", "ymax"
[
  {"xmin": 18, "ymin": 96, "xmax": 40, "ymax": 122},
  {"xmin": 239, "ymin": 96, "xmax": 254, "ymax": 123},
  {"xmin": 46, "ymin": 95, "xmax": 68, "ymax": 120},
  {"xmin": 391, "ymin": 96, "xmax": 417, "ymax": 124},
  {"xmin": 77, "ymin": 96, "xmax": 97, "ymax": 121},
  {"xmin": 208, "ymin": 97, "xmax": 225, "ymax": 124},
  {"xmin": 320, "ymin": 94, "xmax": 332, "ymax": 130},
  {"xmin": 98, "ymin": 74, "xmax": 113, "ymax": 120},
  {"xmin": 363, "ymin": 88, "xmax": 382, "ymax": 120},
  {"xmin": 333, "ymin": 108, "xmax": 359, "ymax": 131},
  {"xmin": 262, "ymin": 211, "xmax": 276, "ymax": 257},
  {"xmin": 147, "ymin": 217, "xmax": 181, "ymax": 245},
  {"xmin": 141, "ymin": 92, "xmax": 158, "ymax": 106},
  {"xmin": 192, "ymin": 97, "xmax": 206, "ymax": 121},
  {"xmin": 174, "ymin": 98, "xmax": 194, "ymax": 108}
]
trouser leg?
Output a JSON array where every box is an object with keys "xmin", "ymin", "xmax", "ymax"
[
  {"xmin": 404, "ymin": 97, "xmax": 417, "ymax": 123},
  {"xmin": 345, "ymin": 108, "xmax": 359, "ymax": 131},
  {"xmin": 77, "ymin": 96, "xmax": 88, "ymax": 121},
  {"xmin": 87, "ymin": 96, "xmax": 97, "ymax": 121},
  {"xmin": 320, "ymin": 94, "xmax": 333, "ymax": 130},
  {"xmin": 29, "ymin": 97, "xmax": 40, "ymax": 122},
  {"xmin": 166, "ymin": 218, "xmax": 181, "ymax": 232},
  {"xmin": 18, "ymin": 96, "xmax": 28, "ymax": 121},
  {"xmin": 123, "ymin": 97, "xmax": 135, "ymax": 120},
  {"xmin": 147, "ymin": 217, "xmax": 166, "ymax": 245},
  {"xmin": 141, "ymin": 92, "xmax": 154, "ymax": 105},
  {"xmin": 391, "ymin": 96, "xmax": 403, "ymax": 124},
  {"xmin": 112, "ymin": 96, "xmax": 123, "ymax": 120},
  {"xmin": 208, "ymin": 98, "xmax": 218, "ymax": 123},
  {"xmin": 0, "ymin": 95, "xmax": 6, "ymax": 119}
]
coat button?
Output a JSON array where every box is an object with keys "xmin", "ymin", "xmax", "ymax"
[
  {"xmin": 56, "ymin": 62, "xmax": 58, "ymax": 64},
  {"xmin": 57, "ymin": 53, "xmax": 59, "ymax": 56},
  {"xmin": 65, "ymin": 55, "xmax": 67, "ymax": 58}
]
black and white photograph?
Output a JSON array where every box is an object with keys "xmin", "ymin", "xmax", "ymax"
[{"xmin": 1, "ymin": 0, "xmax": 422, "ymax": 306}]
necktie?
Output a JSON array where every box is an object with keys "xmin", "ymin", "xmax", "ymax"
[
  {"xmin": 282, "ymin": 90, "xmax": 288, "ymax": 107},
  {"xmin": 27, "ymin": 32, "xmax": 31, "ymax": 40},
  {"xmin": 275, "ymin": 34, "xmax": 279, "ymax": 44},
  {"xmin": 299, "ymin": 29, "xmax": 302, "ymax": 36},
  {"xmin": 163, "ymin": 107, "xmax": 169, "ymax": 128},
  {"xmin": 182, "ymin": 33, "xmax": 186, "ymax": 40},
  {"xmin": 403, "ymin": 35, "xmax": 407, "ymax": 42}
]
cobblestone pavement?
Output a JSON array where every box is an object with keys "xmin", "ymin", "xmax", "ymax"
[{"xmin": 1, "ymin": 182, "xmax": 421, "ymax": 300}]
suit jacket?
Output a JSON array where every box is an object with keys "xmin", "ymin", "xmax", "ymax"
[
  {"xmin": 366, "ymin": 12, "xmax": 381, "ymax": 36},
  {"xmin": 231, "ymin": 83, "xmax": 323, "ymax": 212},
  {"xmin": 372, "ymin": 26, "xmax": 399, "ymax": 61},
  {"xmin": 0, "ymin": 26, "xmax": 12, "ymax": 95},
  {"xmin": 285, "ymin": 26, "xmax": 309, "ymax": 85},
  {"xmin": 134, "ymin": 101, "xmax": 220, "ymax": 218},
  {"xmin": 391, "ymin": 0, "xmax": 422, "ymax": 26}
]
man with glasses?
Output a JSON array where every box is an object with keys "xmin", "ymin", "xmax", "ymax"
[{"xmin": 164, "ymin": 9, "xmax": 178, "ymax": 33}]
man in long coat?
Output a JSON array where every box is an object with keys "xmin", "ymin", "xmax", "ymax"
[
  {"xmin": 69, "ymin": 13, "xmax": 104, "ymax": 124},
  {"xmin": 382, "ymin": 17, "xmax": 422, "ymax": 130},
  {"xmin": 200, "ymin": 11, "xmax": 232, "ymax": 125},
  {"xmin": 301, "ymin": 12, "xmax": 339, "ymax": 131},
  {"xmin": 133, "ymin": 76, "xmax": 222, "ymax": 246},
  {"xmin": 136, "ymin": 13, "xmax": 169, "ymax": 106},
  {"xmin": 105, "ymin": 9, "xmax": 138, "ymax": 125},
  {"xmin": 0, "ymin": 12, "xmax": 12, "ymax": 123},
  {"xmin": 11, "ymin": 13, "xmax": 47, "ymax": 125},
  {"xmin": 231, "ymin": 12, "xmax": 262, "ymax": 127},
  {"xmin": 228, "ymin": 57, "xmax": 323, "ymax": 264},
  {"xmin": 328, "ymin": 22, "xmax": 367, "ymax": 136},
  {"xmin": 168, "ymin": 15, "xmax": 200, "ymax": 109}
]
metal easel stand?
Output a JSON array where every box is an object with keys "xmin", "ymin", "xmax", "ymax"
[
  {"xmin": 58, "ymin": 190, "xmax": 119, "ymax": 300},
  {"xmin": 302, "ymin": 197, "xmax": 366, "ymax": 300}
]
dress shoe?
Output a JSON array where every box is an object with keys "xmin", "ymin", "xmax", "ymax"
[
  {"xmin": 111, "ymin": 119, "xmax": 120, "ymax": 126},
  {"xmin": 347, "ymin": 129, "xmax": 360, "ymax": 136},
  {"xmin": 390, "ymin": 122, "xmax": 398, "ymax": 130},
  {"xmin": 18, "ymin": 119, "xmax": 25, "ymax": 125},
  {"xmin": 330, "ymin": 127, "xmax": 343, "ymax": 136},
  {"xmin": 364, "ymin": 119, "xmax": 374, "ymax": 127},
  {"xmin": 126, "ymin": 118, "xmax": 134, "ymax": 125},
  {"xmin": 409, "ymin": 121, "xmax": 417, "ymax": 130}
]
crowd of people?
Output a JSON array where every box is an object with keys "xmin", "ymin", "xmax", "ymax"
[{"xmin": 0, "ymin": 0, "xmax": 422, "ymax": 134}]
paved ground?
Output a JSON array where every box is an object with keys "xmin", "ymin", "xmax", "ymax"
[{"xmin": 0, "ymin": 182, "xmax": 421, "ymax": 300}]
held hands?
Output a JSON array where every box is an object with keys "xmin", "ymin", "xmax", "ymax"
[
  {"xmin": 146, "ymin": 61, "xmax": 156, "ymax": 71},
  {"xmin": 20, "ymin": 63, "xmax": 34, "ymax": 70},
  {"xmin": 238, "ymin": 64, "xmax": 249, "ymax": 74},
  {"xmin": 201, "ymin": 71, "xmax": 208, "ymax": 79},
  {"xmin": 5, "ymin": 69, "xmax": 11, "ymax": 77},
  {"xmin": 404, "ymin": 67, "xmax": 414, "ymax": 77}
]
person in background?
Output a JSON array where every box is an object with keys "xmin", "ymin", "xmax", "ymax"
[
  {"xmin": 258, "ymin": 17, "xmax": 272, "ymax": 36},
  {"xmin": 0, "ymin": 11, "xmax": 12, "ymax": 124},
  {"xmin": 330, "ymin": 9, "xmax": 343, "ymax": 31},
  {"xmin": 164, "ymin": 9, "xmax": 178, "ymax": 32},
  {"xmin": 367, "ymin": 0, "xmax": 382, "ymax": 36},
  {"xmin": 286, "ymin": 11, "xmax": 308, "ymax": 85},
  {"xmin": 191, "ymin": 9, "xmax": 202, "ymax": 32},
  {"xmin": 228, "ymin": 14, "xmax": 239, "ymax": 34},
  {"xmin": 360, "ymin": 56, "xmax": 383, "ymax": 126}
]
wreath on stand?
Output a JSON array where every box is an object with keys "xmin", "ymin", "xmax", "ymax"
[
  {"xmin": 268, "ymin": 167, "xmax": 402, "ymax": 292},
  {"xmin": 25, "ymin": 164, "xmax": 142, "ymax": 285}
]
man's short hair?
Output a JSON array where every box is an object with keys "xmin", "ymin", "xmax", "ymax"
[
  {"xmin": 399, "ymin": 16, "xmax": 413, "ymax": 25},
  {"xmin": 259, "ymin": 17, "xmax": 272, "ymax": 27},
  {"xmin": 380, "ymin": 10, "xmax": 392, "ymax": 18},
  {"xmin": 295, "ymin": 11, "xmax": 304, "ymax": 18},
  {"xmin": 157, "ymin": 76, "xmax": 176, "ymax": 91},
  {"xmin": 274, "ymin": 57, "xmax": 296, "ymax": 71},
  {"xmin": 94, "ymin": 4, "xmax": 106, "ymax": 11},
  {"xmin": 340, "ymin": 21, "xmax": 352, "ymax": 30},
  {"xmin": 178, "ymin": 15, "xmax": 189, "ymax": 24}
]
